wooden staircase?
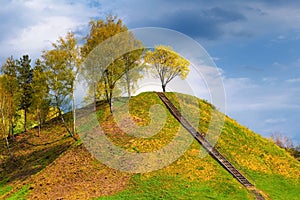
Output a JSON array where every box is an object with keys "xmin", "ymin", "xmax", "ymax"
[
  {"xmin": 156, "ymin": 92, "xmax": 254, "ymax": 188},
  {"xmin": 156, "ymin": 92, "xmax": 268, "ymax": 199}
]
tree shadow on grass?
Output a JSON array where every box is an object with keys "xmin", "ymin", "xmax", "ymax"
[{"xmin": 0, "ymin": 134, "xmax": 73, "ymax": 186}]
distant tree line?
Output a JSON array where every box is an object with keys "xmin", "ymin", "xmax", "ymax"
[
  {"xmin": 0, "ymin": 15, "xmax": 190, "ymax": 158},
  {"xmin": 271, "ymin": 132, "xmax": 300, "ymax": 161}
]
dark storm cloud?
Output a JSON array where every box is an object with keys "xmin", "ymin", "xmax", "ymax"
[{"xmin": 127, "ymin": 7, "xmax": 246, "ymax": 39}]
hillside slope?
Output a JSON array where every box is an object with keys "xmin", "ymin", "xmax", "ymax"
[{"xmin": 0, "ymin": 92, "xmax": 299, "ymax": 199}]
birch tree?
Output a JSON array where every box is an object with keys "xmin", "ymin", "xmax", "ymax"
[
  {"xmin": 31, "ymin": 59, "xmax": 50, "ymax": 136},
  {"xmin": 42, "ymin": 32, "xmax": 80, "ymax": 140},
  {"xmin": 0, "ymin": 76, "xmax": 14, "ymax": 159},
  {"xmin": 81, "ymin": 16, "xmax": 144, "ymax": 112},
  {"xmin": 1, "ymin": 56, "xmax": 19, "ymax": 140},
  {"xmin": 144, "ymin": 45, "xmax": 190, "ymax": 92},
  {"xmin": 81, "ymin": 16, "xmax": 128, "ymax": 111}
]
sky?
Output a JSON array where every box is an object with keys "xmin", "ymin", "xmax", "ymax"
[{"xmin": 1, "ymin": 0, "xmax": 300, "ymax": 144}]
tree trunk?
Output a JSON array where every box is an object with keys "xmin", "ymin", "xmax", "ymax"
[
  {"xmin": 127, "ymin": 77, "xmax": 131, "ymax": 98},
  {"xmin": 109, "ymin": 89, "xmax": 113, "ymax": 113},
  {"xmin": 5, "ymin": 137, "xmax": 14, "ymax": 160},
  {"xmin": 37, "ymin": 108, "xmax": 41, "ymax": 137},
  {"xmin": 162, "ymin": 84, "xmax": 166, "ymax": 92},
  {"xmin": 55, "ymin": 95, "xmax": 77, "ymax": 141},
  {"xmin": 58, "ymin": 107, "xmax": 77, "ymax": 141},
  {"xmin": 24, "ymin": 108, "xmax": 27, "ymax": 132},
  {"xmin": 12, "ymin": 125, "xmax": 14, "ymax": 140},
  {"xmin": 1, "ymin": 112, "xmax": 13, "ymax": 159},
  {"xmin": 9, "ymin": 118, "xmax": 15, "ymax": 141},
  {"xmin": 38, "ymin": 122, "xmax": 41, "ymax": 137},
  {"xmin": 72, "ymin": 90, "xmax": 76, "ymax": 135},
  {"xmin": 109, "ymin": 102, "xmax": 113, "ymax": 113},
  {"xmin": 125, "ymin": 72, "xmax": 131, "ymax": 98},
  {"xmin": 93, "ymin": 82, "xmax": 97, "ymax": 111}
]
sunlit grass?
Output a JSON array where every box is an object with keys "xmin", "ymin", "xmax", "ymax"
[
  {"xmin": 6, "ymin": 185, "xmax": 29, "ymax": 200},
  {"xmin": 96, "ymin": 92, "xmax": 300, "ymax": 199},
  {"xmin": 1, "ymin": 92, "xmax": 299, "ymax": 199}
]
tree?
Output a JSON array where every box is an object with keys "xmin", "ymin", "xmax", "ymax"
[
  {"xmin": 81, "ymin": 16, "xmax": 128, "ymax": 111},
  {"xmin": 119, "ymin": 50, "xmax": 145, "ymax": 98},
  {"xmin": 42, "ymin": 32, "xmax": 80, "ymax": 140},
  {"xmin": 81, "ymin": 16, "xmax": 144, "ymax": 112},
  {"xmin": 294, "ymin": 145, "xmax": 300, "ymax": 161},
  {"xmin": 101, "ymin": 47, "xmax": 144, "ymax": 113},
  {"xmin": 1, "ymin": 56, "xmax": 19, "ymax": 140},
  {"xmin": 271, "ymin": 132, "xmax": 294, "ymax": 149},
  {"xmin": 16, "ymin": 55, "xmax": 33, "ymax": 132},
  {"xmin": 81, "ymin": 16, "xmax": 127, "ymax": 59},
  {"xmin": 144, "ymin": 45, "xmax": 190, "ymax": 92},
  {"xmin": 0, "ymin": 76, "xmax": 14, "ymax": 159},
  {"xmin": 31, "ymin": 59, "xmax": 50, "ymax": 136},
  {"xmin": 271, "ymin": 132, "xmax": 300, "ymax": 161}
]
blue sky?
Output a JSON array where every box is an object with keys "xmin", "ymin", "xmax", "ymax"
[{"xmin": 1, "ymin": 0, "xmax": 300, "ymax": 144}]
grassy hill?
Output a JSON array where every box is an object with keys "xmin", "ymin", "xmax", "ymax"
[{"xmin": 0, "ymin": 92, "xmax": 299, "ymax": 199}]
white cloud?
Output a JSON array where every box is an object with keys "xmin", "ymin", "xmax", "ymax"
[
  {"xmin": 224, "ymin": 77, "xmax": 257, "ymax": 92},
  {"xmin": 2, "ymin": 17, "xmax": 79, "ymax": 59},
  {"xmin": 0, "ymin": 0, "xmax": 99, "ymax": 61},
  {"xmin": 265, "ymin": 118, "xmax": 286, "ymax": 124},
  {"xmin": 277, "ymin": 35, "xmax": 286, "ymax": 40},
  {"xmin": 222, "ymin": 71, "xmax": 300, "ymax": 114},
  {"xmin": 222, "ymin": 77, "xmax": 258, "ymax": 111},
  {"xmin": 212, "ymin": 57, "xmax": 220, "ymax": 61},
  {"xmin": 286, "ymin": 77, "xmax": 300, "ymax": 83},
  {"xmin": 262, "ymin": 77, "xmax": 277, "ymax": 83}
]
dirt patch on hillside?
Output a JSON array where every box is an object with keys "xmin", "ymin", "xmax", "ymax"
[{"xmin": 28, "ymin": 145, "xmax": 131, "ymax": 199}]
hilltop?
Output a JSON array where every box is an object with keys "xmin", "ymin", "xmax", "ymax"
[{"xmin": 0, "ymin": 92, "xmax": 299, "ymax": 199}]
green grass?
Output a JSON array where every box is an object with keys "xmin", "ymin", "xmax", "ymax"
[
  {"xmin": 249, "ymin": 171, "xmax": 300, "ymax": 200},
  {"xmin": 6, "ymin": 185, "xmax": 30, "ymax": 200},
  {"xmin": 0, "ymin": 181, "xmax": 13, "ymax": 198},
  {"xmin": 1, "ymin": 92, "xmax": 300, "ymax": 199},
  {"xmin": 98, "ymin": 173, "xmax": 250, "ymax": 200},
  {"xmin": 96, "ymin": 92, "xmax": 300, "ymax": 200},
  {"xmin": 0, "ymin": 185, "xmax": 13, "ymax": 196}
]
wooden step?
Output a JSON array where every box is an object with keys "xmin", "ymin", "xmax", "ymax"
[{"xmin": 156, "ymin": 92, "xmax": 254, "ymax": 188}]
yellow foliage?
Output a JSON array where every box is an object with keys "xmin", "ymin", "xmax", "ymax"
[{"xmin": 144, "ymin": 45, "xmax": 190, "ymax": 91}]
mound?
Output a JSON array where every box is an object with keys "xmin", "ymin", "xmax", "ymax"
[{"xmin": 1, "ymin": 92, "xmax": 299, "ymax": 199}]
